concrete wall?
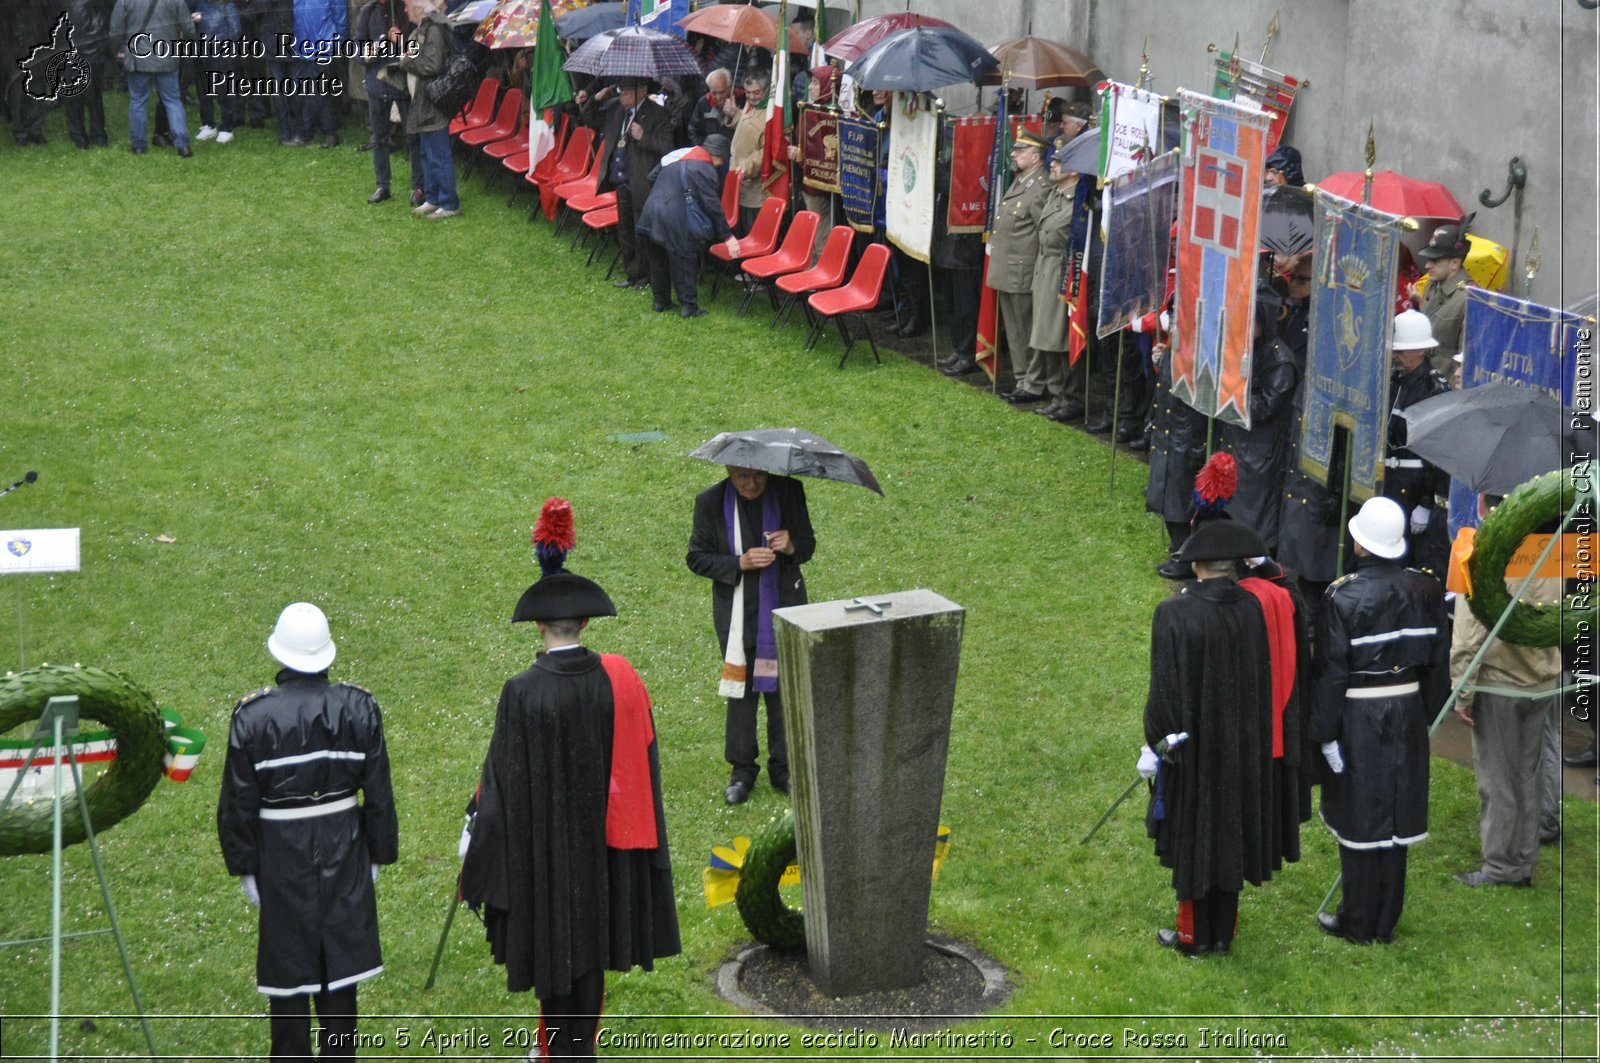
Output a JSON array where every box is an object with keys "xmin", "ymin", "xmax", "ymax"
[{"xmin": 856, "ymin": 0, "xmax": 1597, "ymax": 310}]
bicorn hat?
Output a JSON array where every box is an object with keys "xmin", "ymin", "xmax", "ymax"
[
  {"xmin": 1177, "ymin": 519, "xmax": 1267, "ymax": 564},
  {"xmin": 511, "ymin": 498, "xmax": 617, "ymax": 622}
]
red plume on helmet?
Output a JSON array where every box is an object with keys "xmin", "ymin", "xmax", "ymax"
[
  {"xmin": 1191, "ymin": 452, "xmax": 1238, "ymax": 516},
  {"xmin": 531, "ymin": 497, "xmax": 576, "ymax": 576}
]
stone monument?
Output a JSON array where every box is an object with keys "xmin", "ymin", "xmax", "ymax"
[{"xmin": 772, "ymin": 589, "xmax": 964, "ymax": 996}]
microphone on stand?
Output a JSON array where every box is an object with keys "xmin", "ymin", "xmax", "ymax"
[{"xmin": 1, "ymin": 470, "xmax": 39, "ymax": 499}]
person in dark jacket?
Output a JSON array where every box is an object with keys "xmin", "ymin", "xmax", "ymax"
[
  {"xmin": 240, "ymin": 0, "xmax": 295, "ymax": 140},
  {"xmin": 686, "ymin": 66, "xmax": 734, "ymax": 146},
  {"xmin": 636, "ymin": 134, "xmax": 740, "ymax": 318},
  {"xmin": 390, "ymin": 0, "xmax": 458, "ymax": 217},
  {"xmin": 1220, "ymin": 284, "xmax": 1301, "ymax": 552},
  {"xmin": 460, "ymin": 499, "xmax": 679, "ymax": 1061},
  {"xmin": 217, "ymin": 602, "xmax": 398, "ymax": 1061},
  {"xmin": 1141, "ymin": 519, "xmax": 1279, "ymax": 957},
  {"xmin": 584, "ymin": 77, "xmax": 676, "ymax": 290},
  {"xmin": 63, "ymin": 0, "xmax": 112, "ymax": 146},
  {"xmin": 110, "ymin": 0, "xmax": 196, "ymax": 154},
  {"xmin": 354, "ymin": 0, "xmax": 417, "ymax": 205},
  {"xmin": 1309, "ymin": 496, "xmax": 1448, "ymax": 945},
  {"xmin": 291, "ymin": 0, "xmax": 346, "ymax": 146},
  {"xmin": 686, "ymin": 465, "xmax": 815, "ymax": 803}
]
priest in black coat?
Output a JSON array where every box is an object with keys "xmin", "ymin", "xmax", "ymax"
[
  {"xmin": 460, "ymin": 499, "xmax": 679, "ymax": 1059},
  {"xmin": 1142, "ymin": 520, "xmax": 1278, "ymax": 957}
]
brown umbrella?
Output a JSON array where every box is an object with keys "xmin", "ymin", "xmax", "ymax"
[
  {"xmin": 976, "ymin": 35, "xmax": 1104, "ymax": 90},
  {"xmin": 678, "ymin": 4, "xmax": 780, "ymax": 50}
]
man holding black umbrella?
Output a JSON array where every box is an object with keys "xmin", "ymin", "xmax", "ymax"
[
  {"xmin": 585, "ymin": 77, "xmax": 676, "ymax": 290},
  {"xmin": 686, "ymin": 465, "xmax": 816, "ymax": 804}
]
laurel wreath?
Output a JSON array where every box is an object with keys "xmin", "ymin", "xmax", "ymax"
[
  {"xmin": 1467, "ymin": 467, "xmax": 1587, "ymax": 648},
  {"xmin": 0, "ymin": 664, "xmax": 166, "ymax": 857},
  {"xmin": 734, "ymin": 809, "xmax": 806, "ymax": 952}
]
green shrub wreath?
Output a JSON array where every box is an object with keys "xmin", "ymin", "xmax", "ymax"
[
  {"xmin": 1467, "ymin": 468, "xmax": 1587, "ymax": 648},
  {"xmin": 734, "ymin": 809, "xmax": 806, "ymax": 952},
  {"xmin": 0, "ymin": 664, "xmax": 166, "ymax": 856}
]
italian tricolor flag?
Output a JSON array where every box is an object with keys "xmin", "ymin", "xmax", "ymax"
[{"xmin": 760, "ymin": 14, "xmax": 790, "ymax": 202}]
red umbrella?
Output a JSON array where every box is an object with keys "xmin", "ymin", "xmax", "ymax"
[
  {"xmin": 1315, "ymin": 170, "xmax": 1464, "ymax": 220},
  {"xmin": 678, "ymin": 4, "xmax": 779, "ymax": 50},
  {"xmin": 823, "ymin": 12, "xmax": 952, "ymax": 62}
]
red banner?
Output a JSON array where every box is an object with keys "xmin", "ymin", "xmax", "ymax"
[
  {"xmin": 977, "ymin": 256, "xmax": 999, "ymax": 381},
  {"xmin": 947, "ymin": 116, "xmax": 994, "ymax": 234},
  {"xmin": 797, "ymin": 105, "xmax": 839, "ymax": 194}
]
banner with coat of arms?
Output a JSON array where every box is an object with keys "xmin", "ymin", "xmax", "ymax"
[
  {"xmin": 1447, "ymin": 288, "xmax": 1588, "ymax": 533},
  {"xmin": 1099, "ymin": 81, "xmax": 1168, "ymax": 183},
  {"xmin": 1171, "ymin": 90, "xmax": 1270, "ymax": 428},
  {"xmin": 1299, "ymin": 190, "xmax": 1403, "ymax": 501},
  {"xmin": 885, "ymin": 96, "xmax": 939, "ymax": 264}
]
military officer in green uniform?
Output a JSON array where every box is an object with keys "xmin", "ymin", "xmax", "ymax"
[
  {"xmin": 985, "ymin": 127, "xmax": 1054, "ymax": 405},
  {"xmin": 1410, "ymin": 224, "xmax": 1474, "ymax": 379}
]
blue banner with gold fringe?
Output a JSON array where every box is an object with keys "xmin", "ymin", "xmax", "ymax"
[
  {"xmin": 837, "ymin": 113, "xmax": 883, "ymax": 233},
  {"xmin": 1299, "ymin": 190, "xmax": 1403, "ymax": 501}
]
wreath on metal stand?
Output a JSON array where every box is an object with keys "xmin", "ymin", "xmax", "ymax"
[
  {"xmin": 1467, "ymin": 468, "xmax": 1586, "ymax": 649},
  {"xmin": 0, "ymin": 664, "xmax": 166, "ymax": 856}
]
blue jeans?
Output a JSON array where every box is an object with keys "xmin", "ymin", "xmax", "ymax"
[
  {"xmin": 417, "ymin": 129, "xmax": 459, "ymax": 211},
  {"xmin": 127, "ymin": 70, "xmax": 189, "ymax": 150}
]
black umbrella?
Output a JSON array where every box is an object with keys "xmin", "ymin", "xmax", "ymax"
[
  {"xmin": 1260, "ymin": 184, "xmax": 1314, "ymax": 258},
  {"xmin": 556, "ymin": 1, "xmax": 625, "ymax": 41},
  {"xmin": 689, "ymin": 428, "xmax": 883, "ymax": 495},
  {"xmin": 1400, "ymin": 383, "xmax": 1579, "ymax": 496},
  {"xmin": 844, "ymin": 25, "xmax": 998, "ymax": 92}
]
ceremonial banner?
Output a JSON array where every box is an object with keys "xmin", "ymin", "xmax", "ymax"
[
  {"xmin": 1098, "ymin": 81, "xmax": 1167, "ymax": 182},
  {"xmin": 1299, "ymin": 190, "xmax": 1403, "ymax": 500},
  {"xmin": 1172, "ymin": 90, "xmax": 1270, "ymax": 428},
  {"xmin": 947, "ymin": 115, "xmax": 994, "ymax": 233},
  {"xmin": 1097, "ymin": 149, "xmax": 1179, "ymax": 338},
  {"xmin": 526, "ymin": 0, "xmax": 572, "ymax": 174},
  {"xmin": 797, "ymin": 104, "xmax": 840, "ymax": 193},
  {"xmin": 761, "ymin": 15, "xmax": 791, "ymax": 202},
  {"xmin": 976, "ymin": 257, "xmax": 999, "ymax": 380},
  {"xmin": 837, "ymin": 114, "xmax": 882, "ymax": 232},
  {"xmin": 1211, "ymin": 51, "xmax": 1299, "ymax": 153},
  {"xmin": 886, "ymin": 97, "xmax": 939, "ymax": 263},
  {"xmin": 1447, "ymin": 289, "xmax": 1588, "ymax": 532},
  {"xmin": 631, "ymin": 0, "xmax": 689, "ymax": 37}
]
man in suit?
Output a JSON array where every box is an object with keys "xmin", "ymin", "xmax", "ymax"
[
  {"xmin": 686, "ymin": 466, "xmax": 815, "ymax": 804},
  {"xmin": 984, "ymin": 128, "xmax": 1053, "ymax": 405},
  {"xmin": 584, "ymin": 77, "xmax": 676, "ymax": 290}
]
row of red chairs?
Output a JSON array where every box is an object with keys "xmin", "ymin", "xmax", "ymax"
[{"xmin": 447, "ymin": 78, "xmax": 890, "ymax": 365}]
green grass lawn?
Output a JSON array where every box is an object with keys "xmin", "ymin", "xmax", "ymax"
[{"xmin": 1, "ymin": 102, "xmax": 1596, "ymax": 1060}]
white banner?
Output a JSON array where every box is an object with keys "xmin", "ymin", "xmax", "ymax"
[
  {"xmin": 885, "ymin": 96, "xmax": 938, "ymax": 264},
  {"xmin": 1098, "ymin": 82, "xmax": 1166, "ymax": 183},
  {"xmin": 0, "ymin": 529, "xmax": 80, "ymax": 574}
]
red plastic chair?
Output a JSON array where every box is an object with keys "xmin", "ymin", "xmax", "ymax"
[
  {"xmin": 721, "ymin": 168, "xmax": 742, "ymax": 230},
  {"xmin": 527, "ymin": 127, "xmax": 594, "ymax": 221},
  {"xmin": 580, "ymin": 205, "xmax": 621, "ymax": 272},
  {"xmin": 553, "ymin": 150, "xmax": 607, "ymax": 237},
  {"xmin": 805, "ymin": 243, "xmax": 891, "ymax": 366},
  {"xmin": 708, "ymin": 195, "xmax": 785, "ymax": 299},
  {"xmin": 460, "ymin": 88, "xmax": 522, "ymax": 150},
  {"xmin": 773, "ymin": 225, "xmax": 854, "ymax": 329},
  {"xmin": 481, "ymin": 116, "xmax": 528, "ymax": 191},
  {"xmin": 449, "ymin": 79, "xmax": 501, "ymax": 137},
  {"xmin": 736, "ymin": 210, "xmax": 819, "ymax": 317}
]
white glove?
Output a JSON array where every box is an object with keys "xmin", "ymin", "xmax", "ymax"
[
  {"xmin": 370, "ymin": 863, "xmax": 379, "ymax": 884},
  {"xmin": 458, "ymin": 820, "xmax": 473, "ymax": 861},
  {"xmin": 1137, "ymin": 745, "xmax": 1159, "ymax": 779},
  {"xmin": 239, "ymin": 874, "xmax": 260, "ymax": 908},
  {"xmin": 1410, "ymin": 505, "xmax": 1431, "ymax": 534},
  {"xmin": 1158, "ymin": 310, "xmax": 1171, "ymax": 333},
  {"xmin": 1321, "ymin": 740, "xmax": 1345, "ymax": 775},
  {"xmin": 1164, "ymin": 732, "xmax": 1189, "ymax": 751}
]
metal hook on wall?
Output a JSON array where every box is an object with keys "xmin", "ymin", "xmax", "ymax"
[{"xmin": 1478, "ymin": 156, "xmax": 1526, "ymax": 209}]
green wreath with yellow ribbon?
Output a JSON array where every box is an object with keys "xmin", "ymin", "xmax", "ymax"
[{"xmin": 1467, "ymin": 467, "xmax": 1587, "ymax": 648}]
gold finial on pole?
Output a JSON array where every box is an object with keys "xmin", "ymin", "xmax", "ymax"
[
  {"xmin": 1362, "ymin": 120, "xmax": 1376, "ymax": 206},
  {"xmin": 1137, "ymin": 36, "xmax": 1151, "ymax": 89},
  {"xmin": 1260, "ymin": 10, "xmax": 1280, "ymax": 64},
  {"xmin": 1524, "ymin": 227, "xmax": 1541, "ymax": 296}
]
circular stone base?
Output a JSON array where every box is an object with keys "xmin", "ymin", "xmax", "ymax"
[{"xmin": 715, "ymin": 935, "xmax": 1011, "ymax": 1031}]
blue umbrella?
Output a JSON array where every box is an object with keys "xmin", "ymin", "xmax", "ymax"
[
  {"xmin": 556, "ymin": 1, "xmax": 626, "ymax": 41},
  {"xmin": 843, "ymin": 25, "xmax": 998, "ymax": 93}
]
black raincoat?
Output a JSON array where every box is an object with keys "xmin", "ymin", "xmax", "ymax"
[
  {"xmin": 1309, "ymin": 557, "xmax": 1448, "ymax": 847},
  {"xmin": 217, "ymin": 671, "xmax": 398, "ymax": 996},
  {"xmin": 1221, "ymin": 336, "xmax": 1300, "ymax": 551}
]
